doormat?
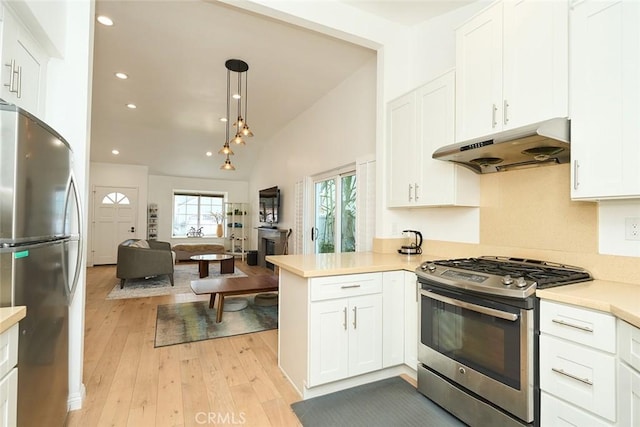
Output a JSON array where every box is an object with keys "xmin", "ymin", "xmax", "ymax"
[
  {"xmin": 106, "ymin": 263, "xmax": 247, "ymax": 300},
  {"xmin": 291, "ymin": 376, "xmax": 464, "ymax": 427},
  {"xmin": 154, "ymin": 297, "xmax": 277, "ymax": 347}
]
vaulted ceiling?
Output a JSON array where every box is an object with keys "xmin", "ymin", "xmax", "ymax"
[{"xmin": 90, "ymin": 0, "xmax": 472, "ymax": 180}]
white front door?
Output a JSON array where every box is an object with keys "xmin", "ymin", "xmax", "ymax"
[{"xmin": 92, "ymin": 186, "xmax": 138, "ymax": 265}]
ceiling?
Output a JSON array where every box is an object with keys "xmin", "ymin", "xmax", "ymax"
[{"xmin": 91, "ymin": 0, "xmax": 472, "ymax": 180}]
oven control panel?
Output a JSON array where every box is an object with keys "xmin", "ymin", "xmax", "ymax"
[{"xmin": 441, "ymin": 269, "xmax": 488, "ymax": 284}]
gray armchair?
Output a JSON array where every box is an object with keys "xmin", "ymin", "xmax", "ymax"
[{"xmin": 116, "ymin": 239, "xmax": 174, "ymax": 289}]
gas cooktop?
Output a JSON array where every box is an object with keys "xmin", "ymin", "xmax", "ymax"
[{"xmin": 416, "ymin": 256, "xmax": 592, "ymax": 299}]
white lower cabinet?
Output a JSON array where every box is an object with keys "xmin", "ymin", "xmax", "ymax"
[
  {"xmin": 382, "ymin": 271, "xmax": 404, "ymax": 367},
  {"xmin": 539, "ymin": 300, "xmax": 616, "ymax": 424},
  {"xmin": 0, "ymin": 324, "xmax": 19, "ymax": 427},
  {"xmin": 403, "ymin": 271, "xmax": 418, "ymax": 370},
  {"xmin": 381, "ymin": 271, "xmax": 419, "ymax": 370},
  {"xmin": 618, "ymin": 319, "xmax": 640, "ymax": 427},
  {"xmin": 308, "ymin": 273, "xmax": 382, "ymax": 387}
]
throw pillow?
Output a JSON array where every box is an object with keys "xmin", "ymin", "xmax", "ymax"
[{"xmin": 129, "ymin": 240, "xmax": 150, "ymax": 249}]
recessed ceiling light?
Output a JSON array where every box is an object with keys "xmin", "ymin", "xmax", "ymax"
[
  {"xmin": 232, "ymin": 94, "xmax": 241, "ymax": 100},
  {"xmin": 206, "ymin": 151, "xmax": 213, "ymax": 157},
  {"xmin": 126, "ymin": 103, "xmax": 137, "ymax": 109},
  {"xmin": 115, "ymin": 72, "xmax": 128, "ymax": 80},
  {"xmin": 112, "ymin": 149, "xmax": 120, "ymax": 155},
  {"xmin": 97, "ymin": 15, "xmax": 114, "ymax": 26},
  {"xmin": 220, "ymin": 117, "xmax": 228, "ymax": 122}
]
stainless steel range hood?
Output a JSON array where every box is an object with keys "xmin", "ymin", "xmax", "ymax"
[{"xmin": 433, "ymin": 117, "xmax": 570, "ymax": 173}]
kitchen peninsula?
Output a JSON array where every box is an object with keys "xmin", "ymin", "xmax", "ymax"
[
  {"xmin": 268, "ymin": 250, "xmax": 640, "ymax": 406},
  {"xmin": 267, "ymin": 251, "xmax": 427, "ymax": 399}
]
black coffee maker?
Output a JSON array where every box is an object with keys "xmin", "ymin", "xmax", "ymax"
[{"xmin": 398, "ymin": 229, "xmax": 423, "ymax": 255}]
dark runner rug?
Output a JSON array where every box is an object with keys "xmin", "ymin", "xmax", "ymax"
[
  {"xmin": 154, "ymin": 297, "xmax": 277, "ymax": 347},
  {"xmin": 291, "ymin": 376, "xmax": 464, "ymax": 427}
]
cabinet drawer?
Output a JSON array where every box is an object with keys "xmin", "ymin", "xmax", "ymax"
[
  {"xmin": 618, "ymin": 319, "xmax": 640, "ymax": 371},
  {"xmin": 540, "ymin": 392, "xmax": 612, "ymax": 427},
  {"xmin": 540, "ymin": 300, "xmax": 615, "ymax": 353},
  {"xmin": 540, "ymin": 334, "xmax": 616, "ymax": 421},
  {"xmin": 310, "ymin": 273, "xmax": 381, "ymax": 302},
  {"xmin": 0, "ymin": 324, "xmax": 18, "ymax": 380}
]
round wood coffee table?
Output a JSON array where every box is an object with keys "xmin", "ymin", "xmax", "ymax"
[{"xmin": 190, "ymin": 254, "xmax": 235, "ymax": 278}]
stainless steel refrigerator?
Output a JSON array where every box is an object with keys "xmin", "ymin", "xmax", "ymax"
[{"xmin": 0, "ymin": 101, "xmax": 82, "ymax": 426}]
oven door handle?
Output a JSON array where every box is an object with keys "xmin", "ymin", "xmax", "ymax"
[{"xmin": 421, "ymin": 290, "xmax": 519, "ymax": 322}]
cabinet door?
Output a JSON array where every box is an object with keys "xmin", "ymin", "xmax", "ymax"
[
  {"xmin": 0, "ymin": 368, "xmax": 17, "ymax": 427},
  {"xmin": 455, "ymin": 1, "xmax": 503, "ymax": 141},
  {"xmin": 618, "ymin": 363, "xmax": 640, "ymax": 427},
  {"xmin": 417, "ymin": 70, "xmax": 479, "ymax": 207},
  {"xmin": 348, "ymin": 294, "xmax": 382, "ymax": 377},
  {"xmin": 387, "ymin": 91, "xmax": 417, "ymax": 207},
  {"xmin": 1, "ymin": 7, "xmax": 46, "ymax": 116},
  {"xmin": 309, "ymin": 299, "xmax": 349, "ymax": 386},
  {"xmin": 503, "ymin": 0, "xmax": 568, "ymax": 129},
  {"xmin": 571, "ymin": 0, "xmax": 640, "ymax": 199},
  {"xmin": 382, "ymin": 271, "xmax": 404, "ymax": 367},
  {"xmin": 403, "ymin": 271, "xmax": 418, "ymax": 370}
]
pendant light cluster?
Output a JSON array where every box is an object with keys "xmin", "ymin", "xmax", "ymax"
[{"xmin": 220, "ymin": 59, "xmax": 254, "ymax": 170}]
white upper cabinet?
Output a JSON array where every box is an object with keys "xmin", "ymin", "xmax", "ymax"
[
  {"xmin": 387, "ymin": 70, "xmax": 479, "ymax": 208},
  {"xmin": 0, "ymin": 5, "xmax": 47, "ymax": 117},
  {"xmin": 387, "ymin": 91, "xmax": 417, "ymax": 207},
  {"xmin": 570, "ymin": 0, "xmax": 640, "ymax": 200},
  {"xmin": 456, "ymin": 0, "xmax": 568, "ymax": 142}
]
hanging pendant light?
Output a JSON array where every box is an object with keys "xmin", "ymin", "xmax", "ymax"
[
  {"xmin": 220, "ymin": 155, "xmax": 235, "ymax": 170},
  {"xmin": 219, "ymin": 58, "xmax": 254, "ymax": 170}
]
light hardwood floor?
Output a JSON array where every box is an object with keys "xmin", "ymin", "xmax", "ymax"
[{"xmin": 67, "ymin": 260, "xmax": 303, "ymax": 427}]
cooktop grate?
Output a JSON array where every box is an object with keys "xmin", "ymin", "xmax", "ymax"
[{"xmin": 433, "ymin": 256, "xmax": 592, "ymax": 288}]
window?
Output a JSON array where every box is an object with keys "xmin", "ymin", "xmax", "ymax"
[
  {"xmin": 173, "ymin": 193, "xmax": 224, "ymax": 237},
  {"xmin": 101, "ymin": 192, "xmax": 130, "ymax": 205}
]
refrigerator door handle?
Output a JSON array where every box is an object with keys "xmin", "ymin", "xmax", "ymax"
[{"xmin": 64, "ymin": 173, "xmax": 83, "ymax": 300}]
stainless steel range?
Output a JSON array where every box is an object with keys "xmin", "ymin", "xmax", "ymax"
[{"xmin": 415, "ymin": 256, "xmax": 592, "ymax": 427}]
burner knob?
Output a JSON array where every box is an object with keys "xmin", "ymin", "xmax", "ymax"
[
  {"xmin": 502, "ymin": 275, "xmax": 514, "ymax": 285},
  {"xmin": 421, "ymin": 263, "xmax": 436, "ymax": 272},
  {"xmin": 515, "ymin": 277, "xmax": 528, "ymax": 288}
]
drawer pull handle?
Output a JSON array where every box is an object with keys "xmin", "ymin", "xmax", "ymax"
[
  {"xmin": 551, "ymin": 367, "xmax": 593, "ymax": 386},
  {"xmin": 552, "ymin": 318, "xmax": 593, "ymax": 333},
  {"xmin": 341, "ymin": 284, "xmax": 361, "ymax": 289}
]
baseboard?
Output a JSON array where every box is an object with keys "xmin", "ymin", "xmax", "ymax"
[{"xmin": 67, "ymin": 383, "xmax": 86, "ymax": 411}]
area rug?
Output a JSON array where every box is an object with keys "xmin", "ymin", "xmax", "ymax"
[
  {"xmin": 106, "ymin": 262, "xmax": 247, "ymax": 300},
  {"xmin": 154, "ymin": 297, "xmax": 278, "ymax": 347},
  {"xmin": 291, "ymin": 376, "xmax": 464, "ymax": 427}
]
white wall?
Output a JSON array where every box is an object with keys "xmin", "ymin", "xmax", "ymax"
[
  {"xmin": 248, "ymin": 57, "xmax": 377, "ymax": 250},
  {"xmin": 148, "ymin": 174, "xmax": 250, "ymax": 247}
]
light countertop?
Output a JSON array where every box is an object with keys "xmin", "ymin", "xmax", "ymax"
[
  {"xmin": 266, "ymin": 252, "xmax": 429, "ymax": 277},
  {"xmin": 0, "ymin": 306, "xmax": 26, "ymax": 334},
  {"xmin": 268, "ymin": 252, "xmax": 640, "ymax": 328}
]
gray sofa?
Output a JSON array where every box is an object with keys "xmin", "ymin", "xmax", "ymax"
[{"xmin": 116, "ymin": 239, "xmax": 174, "ymax": 289}]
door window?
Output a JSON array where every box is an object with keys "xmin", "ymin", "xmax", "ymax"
[{"xmin": 313, "ymin": 170, "xmax": 356, "ymax": 254}]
